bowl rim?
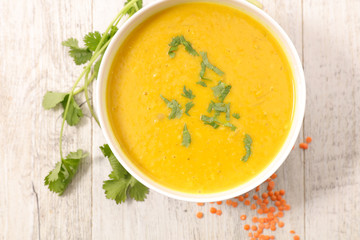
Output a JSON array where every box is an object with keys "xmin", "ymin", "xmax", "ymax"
[{"xmin": 95, "ymin": 0, "xmax": 306, "ymax": 202}]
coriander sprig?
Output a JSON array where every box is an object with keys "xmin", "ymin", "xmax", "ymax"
[{"xmin": 43, "ymin": 0, "xmax": 148, "ymax": 201}]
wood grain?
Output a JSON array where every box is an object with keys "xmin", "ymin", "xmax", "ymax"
[
  {"xmin": 0, "ymin": 0, "xmax": 359, "ymax": 239},
  {"xmin": 303, "ymin": 0, "xmax": 360, "ymax": 239}
]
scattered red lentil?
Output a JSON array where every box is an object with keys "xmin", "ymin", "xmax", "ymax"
[
  {"xmin": 299, "ymin": 142, "xmax": 308, "ymax": 149},
  {"xmin": 210, "ymin": 202, "xmax": 215, "ymax": 204},
  {"xmin": 193, "ymin": 171, "xmax": 300, "ymax": 239},
  {"xmin": 196, "ymin": 212, "xmax": 203, "ymax": 219},
  {"xmin": 210, "ymin": 207, "xmax": 217, "ymax": 214},
  {"xmin": 306, "ymin": 137, "xmax": 312, "ymax": 143}
]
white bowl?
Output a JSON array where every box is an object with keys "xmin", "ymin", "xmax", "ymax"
[{"xmin": 95, "ymin": 0, "xmax": 306, "ymax": 202}]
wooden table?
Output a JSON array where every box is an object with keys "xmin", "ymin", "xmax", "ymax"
[{"xmin": 1, "ymin": 0, "xmax": 359, "ymax": 239}]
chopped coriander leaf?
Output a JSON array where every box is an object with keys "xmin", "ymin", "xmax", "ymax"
[
  {"xmin": 101, "ymin": 144, "xmax": 149, "ymax": 204},
  {"xmin": 181, "ymin": 86, "xmax": 195, "ymax": 99},
  {"xmin": 201, "ymin": 115, "xmax": 220, "ymax": 129},
  {"xmin": 168, "ymin": 35, "xmax": 198, "ymax": 58},
  {"xmin": 200, "ymin": 51, "xmax": 224, "ymax": 76},
  {"xmin": 196, "ymin": 81, "xmax": 207, "ymax": 87},
  {"xmin": 185, "ymin": 102, "xmax": 194, "ymax": 116},
  {"xmin": 225, "ymin": 103, "xmax": 230, "ymax": 121},
  {"xmin": 232, "ymin": 113, "xmax": 240, "ymax": 119},
  {"xmin": 242, "ymin": 134, "xmax": 252, "ymax": 162},
  {"xmin": 44, "ymin": 150, "xmax": 87, "ymax": 195},
  {"xmin": 182, "ymin": 124, "xmax": 191, "ymax": 147},
  {"xmin": 160, "ymin": 95, "xmax": 182, "ymax": 119},
  {"xmin": 62, "ymin": 38, "xmax": 92, "ymax": 65},
  {"xmin": 207, "ymin": 101, "xmax": 215, "ymax": 113},
  {"xmin": 211, "ymin": 81, "xmax": 232, "ymax": 102},
  {"xmin": 224, "ymin": 122, "xmax": 237, "ymax": 131}
]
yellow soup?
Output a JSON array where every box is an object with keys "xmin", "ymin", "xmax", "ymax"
[{"xmin": 107, "ymin": 3, "xmax": 294, "ymax": 194}]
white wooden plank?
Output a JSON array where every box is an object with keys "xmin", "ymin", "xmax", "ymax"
[
  {"xmin": 303, "ymin": 0, "xmax": 360, "ymax": 239},
  {"xmin": 91, "ymin": 1, "xmax": 304, "ymax": 240},
  {"xmin": 0, "ymin": 0, "xmax": 94, "ymax": 239},
  {"xmin": 260, "ymin": 0, "xmax": 305, "ymax": 239},
  {"xmin": 36, "ymin": 0, "xmax": 94, "ymax": 238}
]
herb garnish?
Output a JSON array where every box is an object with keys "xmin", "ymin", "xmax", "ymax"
[
  {"xmin": 211, "ymin": 81, "xmax": 232, "ymax": 102},
  {"xmin": 185, "ymin": 102, "xmax": 194, "ymax": 116},
  {"xmin": 43, "ymin": 0, "xmax": 145, "ymax": 202},
  {"xmin": 44, "ymin": 150, "xmax": 87, "ymax": 195},
  {"xmin": 232, "ymin": 113, "xmax": 240, "ymax": 119},
  {"xmin": 181, "ymin": 86, "xmax": 195, "ymax": 99},
  {"xmin": 200, "ymin": 51, "xmax": 224, "ymax": 77},
  {"xmin": 168, "ymin": 35, "xmax": 198, "ymax": 58},
  {"xmin": 242, "ymin": 134, "xmax": 253, "ymax": 162},
  {"xmin": 182, "ymin": 124, "xmax": 191, "ymax": 147},
  {"xmin": 101, "ymin": 144, "xmax": 149, "ymax": 204},
  {"xmin": 196, "ymin": 81, "xmax": 207, "ymax": 87},
  {"xmin": 201, "ymin": 115, "xmax": 220, "ymax": 129},
  {"xmin": 160, "ymin": 95, "xmax": 182, "ymax": 119}
]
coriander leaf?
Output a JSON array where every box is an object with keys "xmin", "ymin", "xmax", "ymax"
[
  {"xmin": 196, "ymin": 81, "xmax": 207, "ymax": 87},
  {"xmin": 207, "ymin": 101, "xmax": 215, "ymax": 113},
  {"xmin": 61, "ymin": 38, "xmax": 79, "ymax": 49},
  {"xmin": 181, "ymin": 86, "xmax": 195, "ymax": 99},
  {"xmin": 180, "ymin": 36, "xmax": 198, "ymax": 56},
  {"xmin": 101, "ymin": 144, "xmax": 149, "ymax": 204},
  {"xmin": 42, "ymin": 91, "xmax": 68, "ymax": 110},
  {"xmin": 100, "ymin": 144, "xmax": 127, "ymax": 179},
  {"xmin": 225, "ymin": 103, "xmax": 230, "ymax": 121},
  {"xmin": 201, "ymin": 115, "xmax": 220, "ymax": 129},
  {"xmin": 182, "ymin": 124, "xmax": 191, "ymax": 147},
  {"xmin": 200, "ymin": 61, "xmax": 206, "ymax": 79},
  {"xmin": 242, "ymin": 134, "xmax": 252, "ymax": 162},
  {"xmin": 232, "ymin": 113, "xmax": 240, "ymax": 119},
  {"xmin": 69, "ymin": 48, "xmax": 93, "ymax": 65},
  {"xmin": 44, "ymin": 149, "xmax": 87, "ymax": 195},
  {"xmin": 61, "ymin": 95, "xmax": 83, "ymax": 126},
  {"xmin": 213, "ymin": 102, "xmax": 227, "ymax": 112},
  {"xmin": 184, "ymin": 101, "xmax": 194, "ymax": 116},
  {"xmin": 211, "ymin": 81, "xmax": 232, "ymax": 102},
  {"xmin": 200, "ymin": 51, "xmax": 224, "ymax": 76},
  {"xmin": 168, "ymin": 35, "xmax": 198, "ymax": 58},
  {"xmin": 84, "ymin": 31, "xmax": 102, "ymax": 51},
  {"xmin": 160, "ymin": 95, "xmax": 182, "ymax": 119},
  {"xmin": 125, "ymin": 0, "xmax": 143, "ymax": 17},
  {"xmin": 224, "ymin": 122, "xmax": 237, "ymax": 131},
  {"xmin": 128, "ymin": 177, "xmax": 149, "ymax": 201},
  {"xmin": 62, "ymin": 38, "xmax": 92, "ymax": 65}
]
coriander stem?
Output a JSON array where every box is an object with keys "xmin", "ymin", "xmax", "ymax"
[
  {"xmin": 59, "ymin": 0, "xmax": 139, "ymax": 159},
  {"xmin": 84, "ymin": 71, "xmax": 100, "ymax": 126}
]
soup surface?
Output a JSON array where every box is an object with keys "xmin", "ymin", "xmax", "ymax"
[{"xmin": 107, "ymin": 2, "xmax": 294, "ymax": 194}]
